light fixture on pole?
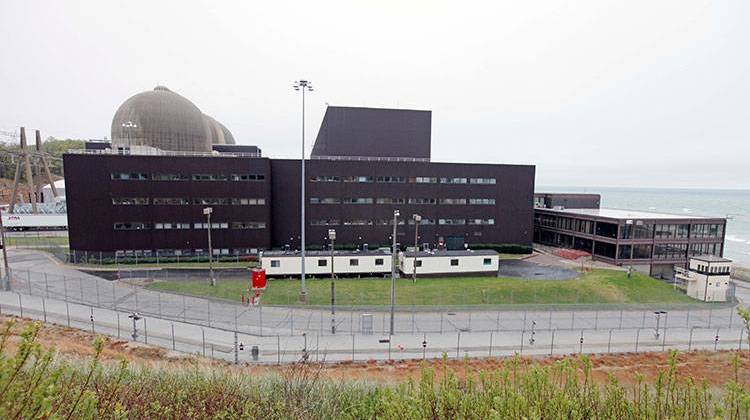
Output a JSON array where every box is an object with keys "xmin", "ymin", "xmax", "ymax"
[
  {"xmin": 389, "ymin": 209, "xmax": 400, "ymax": 336},
  {"xmin": 203, "ymin": 207, "xmax": 215, "ymax": 287},
  {"xmin": 329, "ymin": 229, "xmax": 336, "ymax": 334},
  {"xmin": 412, "ymin": 214, "xmax": 421, "ymax": 284},
  {"xmin": 293, "ymin": 79, "xmax": 313, "ymax": 303}
]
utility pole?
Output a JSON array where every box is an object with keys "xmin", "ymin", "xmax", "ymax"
[
  {"xmin": 412, "ymin": 214, "xmax": 421, "ymax": 283},
  {"xmin": 293, "ymin": 80, "xmax": 313, "ymax": 303},
  {"xmin": 389, "ymin": 210, "xmax": 400, "ymax": 336},
  {"xmin": 204, "ymin": 207, "xmax": 215, "ymax": 286},
  {"xmin": 329, "ymin": 229, "xmax": 336, "ymax": 334}
]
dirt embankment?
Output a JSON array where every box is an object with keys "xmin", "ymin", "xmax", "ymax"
[{"xmin": 1, "ymin": 314, "xmax": 748, "ymax": 387}]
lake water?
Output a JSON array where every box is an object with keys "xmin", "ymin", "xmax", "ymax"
[{"xmin": 538, "ymin": 186, "xmax": 750, "ymax": 268}]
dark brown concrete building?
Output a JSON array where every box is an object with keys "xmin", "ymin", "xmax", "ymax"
[{"xmin": 63, "ymin": 104, "xmax": 535, "ymax": 260}]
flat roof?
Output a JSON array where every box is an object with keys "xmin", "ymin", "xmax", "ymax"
[
  {"xmin": 537, "ymin": 207, "xmax": 718, "ymax": 221},
  {"xmin": 401, "ymin": 250, "xmax": 498, "ymax": 258},
  {"xmin": 691, "ymin": 255, "xmax": 732, "ymax": 263},
  {"xmin": 262, "ymin": 249, "xmax": 391, "ymax": 258}
]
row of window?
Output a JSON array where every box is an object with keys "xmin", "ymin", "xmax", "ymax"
[
  {"xmin": 113, "ymin": 221, "xmax": 267, "ymax": 230},
  {"xmin": 696, "ymin": 264, "xmax": 730, "ymax": 274},
  {"xmin": 269, "ymin": 257, "xmax": 494, "ymax": 268},
  {"xmin": 115, "ymin": 248, "xmax": 253, "ymax": 257},
  {"xmin": 535, "ymin": 215, "xmax": 725, "ymax": 241},
  {"xmin": 309, "ymin": 175, "xmax": 496, "ymax": 185},
  {"xmin": 113, "ymin": 197, "xmax": 266, "ymax": 206},
  {"xmin": 111, "ymin": 173, "xmax": 266, "ymax": 181},
  {"xmin": 309, "ymin": 197, "xmax": 496, "ymax": 205},
  {"xmin": 309, "ymin": 218, "xmax": 494, "ymax": 226}
]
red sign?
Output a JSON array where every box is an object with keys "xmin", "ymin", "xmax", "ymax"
[{"xmin": 251, "ymin": 268, "xmax": 267, "ymax": 290}]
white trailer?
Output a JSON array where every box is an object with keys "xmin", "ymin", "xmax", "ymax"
[
  {"xmin": 260, "ymin": 250, "xmax": 392, "ymax": 277},
  {"xmin": 399, "ymin": 250, "xmax": 499, "ymax": 276},
  {"xmin": 1, "ymin": 214, "xmax": 68, "ymax": 231}
]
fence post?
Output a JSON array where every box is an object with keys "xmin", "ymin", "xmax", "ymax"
[
  {"xmin": 688, "ymin": 327, "xmax": 694, "ymax": 351},
  {"xmin": 95, "ymin": 281, "xmax": 100, "ymax": 307},
  {"xmin": 233, "ymin": 331, "xmax": 239, "ymax": 364},
  {"xmin": 352, "ymin": 334, "xmax": 355, "ymax": 362},
  {"xmin": 290, "ymin": 307, "xmax": 294, "ymax": 334},
  {"xmin": 739, "ymin": 329, "xmax": 744, "ymax": 351},
  {"xmin": 90, "ymin": 307, "xmax": 95, "ymax": 333},
  {"xmin": 714, "ymin": 328, "xmax": 719, "ymax": 351},
  {"xmin": 171, "ymin": 323, "xmax": 175, "ymax": 350},
  {"xmin": 63, "ymin": 276, "xmax": 68, "ymax": 300},
  {"xmin": 488, "ymin": 331, "xmax": 493, "ymax": 357},
  {"xmin": 708, "ymin": 307, "xmax": 713, "ymax": 328},
  {"xmin": 550, "ymin": 330, "xmax": 555, "ymax": 355},
  {"xmin": 520, "ymin": 330, "xmax": 525, "ymax": 355},
  {"xmin": 548, "ymin": 311, "xmax": 552, "ymax": 330},
  {"xmin": 202, "ymin": 329, "xmax": 206, "ymax": 357},
  {"xmin": 278, "ymin": 335, "xmax": 282, "ymax": 365},
  {"xmin": 182, "ymin": 295, "xmax": 187, "ymax": 322},
  {"xmin": 259, "ymin": 304, "xmax": 264, "ymax": 337},
  {"xmin": 18, "ymin": 293, "xmax": 23, "ymax": 318},
  {"xmin": 158, "ymin": 293, "xmax": 162, "ymax": 317},
  {"xmin": 571, "ymin": 311, "xmax": 575, "ymax": 329},
  {"xmin": 79, "ymin": 278, "xmax": 84, "ymax": 303},
  {"xmin": 641, "ymin": 311, "xmax": 646, "ymax": 328},
  {"xmin": 144, "ymin": 318, "xmax": 148, "ymax": 344},
  {"xmin": 27, "ymin": 270, "xmax": 32, "ymax": 295},
  {"xmin": 496, "ymin": 311, "xmax": 501, "ymax": 331},
  {"xmin": 635, "ymin": 328, "xmax": 640, "ymax": 352},
  {"xmin": 607, "ymin": 329, "xmax": 612, "ymax": 353},
  {"xmin": 44, "ymin": 273, "xmax": 49, "ymax": 298},
  {"xmin": 112, "ymin": 282, "xmax": 117, "ymax": 311},
  {"xmin": 207, "ymin": 300, "xmax": 211, "ymax": 327},
  {"xmin": 728, "ymin": 307, "xmax": 733, "ymax": 329},
  {"xmin": 66, "ymin": 302, "xmax": 70, "ymax": 327},
  {"xmin": 134, "ymin": 288, "xmax": 139, "ymax": 312},
  {"xmin": 42, "ymin": 298, "xmax": 47, "ymax": 323},
  {"xmin": 456, "ymin": 332, "xmax": 461, "ymax": 359},
  {"xmin": 117, "ymin": 312, "xmax": 120, "ymax": 338},
  {"xmin": 686, "ymin": 308, "xmax": 690, "ymax": 327},
  {"xmin": 440, "ymin": 311, "xmax": 444, "ymax": 334},
  {"xmin": 579, "ymin": 330, "xmax": 584, "ymax": 354},
  {"xmin": 661, "ymin": 325, "xmax": 667, "ymax": 351},
  {"xmin": 619, "ymin": 310, "xmax": 623, "ymax": 329},
  {"xmin": 594, "ymin": 311, "xmax": 599, "ymax": 329}
]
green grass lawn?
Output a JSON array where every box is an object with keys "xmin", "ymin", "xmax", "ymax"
[
  {"xmin": 5, "ymin": 236, "xmax": 69, "ymax": 246},
  {"xmin": 145, "ymin": 268, "xmax": 698, "ymax": 306}
]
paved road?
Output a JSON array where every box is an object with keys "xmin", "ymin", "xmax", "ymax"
[{"xmin": 3, "ymin": 249, "xmax": 748, "ymax": 364}]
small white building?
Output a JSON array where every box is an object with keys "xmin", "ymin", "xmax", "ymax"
[
  {"xmin": 675, "ymin": 255, "xmax": 733, "ymax": 302},
  {"xmin": 41, "ymin": 179, "xmax": 65, "ymax": 203},
  {"xmin": 260, "ymin": 249, "xmax": 392, "ymax": 277},
  {"xmin": 399, "ymin": 250, "xmax": 499, "ymax": 277}
]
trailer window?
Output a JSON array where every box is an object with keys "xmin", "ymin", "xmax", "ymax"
[
  {"xmin": 318, "ymin": 259, "xmax": 327, "ymax": 267},
  {"xmin": 375, "ymin": 258, "xmax": 384, "ymax": 266},
  {"xmin": 349, "ymin": 259, "xmax": 359, "ymax": 266},
  {"xmin": 483, "ymin": 258, "xmax": 492, "ymax": 266},
  {"xmin": 270, "ymin": 260, "xmax": 280, "ymax": 268},
  {"xmin": 450, "ymin": 259, "xmax": 459, "ymax": 266}
]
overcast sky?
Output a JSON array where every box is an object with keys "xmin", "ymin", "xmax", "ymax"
[{"xmin": 1, "ymin": 0, "xmax": 747, "ymax": 189}]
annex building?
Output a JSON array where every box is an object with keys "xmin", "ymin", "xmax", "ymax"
[{"xmin": 63, "ymin": 87, "xmax": 535, "ymax": 261}]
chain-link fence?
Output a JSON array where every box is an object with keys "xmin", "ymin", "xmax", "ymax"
[{"xmin": 0, "ymin": 292, "xmax": 746, "ymax": 365}]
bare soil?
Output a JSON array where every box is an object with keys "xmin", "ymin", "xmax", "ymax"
[{"xmin": 2, "ymin": 314, "xmax": 748, "ymax": 387}]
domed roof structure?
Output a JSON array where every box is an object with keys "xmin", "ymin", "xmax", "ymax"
[{"xmin": 111, "ymin": 86, "xmax": 235, "ymax": 152}]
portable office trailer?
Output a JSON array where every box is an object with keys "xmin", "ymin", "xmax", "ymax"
[
  {"xmin": 399, "ymin": 250, "xmax": 499, "ymax": 276},
  {"xmin": 260, "ymin": 250, "xmax": 392, "ymax": 277}
]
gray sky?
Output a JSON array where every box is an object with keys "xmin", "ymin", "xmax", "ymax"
[{"xmin": 1, "ymin": 0, "xmax": 748, "ymax": 189}]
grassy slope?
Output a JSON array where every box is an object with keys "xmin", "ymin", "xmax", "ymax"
[{"xmin": 146, "ymin": 269, "xmax": 697, "ymax": 306}]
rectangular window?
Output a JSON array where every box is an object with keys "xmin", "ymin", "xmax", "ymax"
[
  {"xmin": 309, "ymin": 175, "xmax": 340, "ymax": 183},
  {"xmin": 469, "ymin": 198, "xmax": 496, "ymax": 205},
  {"xmin": 349, "ymin": 258, "xmax": 359, "ymax": 266},
  {"xmin": 309, "ymin": 219, "xmax": 340, "ymax": 226},
  {"xmin": 439, "ymin": 219, "xmax": 466, "ymax": 225},
  {"xmin": 309, "ymin": 197, "xmax": 341, "ymax": 204},
  {"xmin": 152, "ymin": 173, "xmax": 189, "ymax": 181},
  {"xmin": 468, "ymin": 219, "xmax": 494, "ymax": 225},
  {"xmin": 112, "ymin": 197, "xmax": 149, "ymax": 205},
  {"xmin": 318, "ymin": 259, "xmax": 327, "ymax": 267},
  {"xmin": 113, "ymin": 222, "xmax": 152, "ymax": 230},
  {"xmin": 439, "ymin": 198, "xmax": 467, "ymax": 205},
  {"xmin": 408, "ymin": 218, "xmax": 435, "ymax": 225},
  {"xmin": 194, "ymin": 223, "xmax": 229, "ymax": 229},
  {"xmin": 270, "ymin": 260, "xmax": 280, "ymax": 268},
  {"xmin": 343, "ymin": 197, "xmax": 374, "ymax": 204},
  {"xmin": 230, "ymin": 222, "xmax": 266, "ymax": 229},
  {"xmin": 450, "ymin": 259, "xmax": 459, "ymax": 266},
  {"xmin": 415, "ymin": 260, "xmax": 423, "ymax": 267},
  {"xmin": 230, "ymin": 198, "xmax": 266, "ymax": 206},
  {"xmin": 193, "ymin": 198, "xmax": 229, "ymax": 205},
  {"xmin": 375, "ymin": 258, "xmax": 384, "ymax": 266},
  {"xmin": 111, "ymin": 172, "xmax": 149, "ymax": 180},
  {"xmin": 230, "ymin": 174, "xmax": 265, "ymax": 181},
  {"xmin": 408, "ymin": 198, "xmax": 437, "ymax": 205},
  {"xmin": 469, "ymin": 178, "xmax": 496, "ymax": 185},
  {"xmin": 342, "ymin": 176, "xmax": 373, "ymax": 183},
  {"xmin": 343, "ymin": 220, "xmax": 372, "ymax": 226},
  {"xmin": 483, "ymin": 258, "xmax": 492, "ymax": 266},
  {"xmin": 376, "ymin": 176, "xmax": 406, "ymax": 183},
  {"xmin": 192, "ymin": 174, "xmax": 228, "ymax": 181},
  {"xmin": 440, "ymin": 177, "xmax": 467, "ymax": 184},
  {"xmin": 376, "ymin": 198, "xmax": 406, "ymax": 204},
  {"xmin": 153, "ymin": 197, "xmax": 189, "ymax": 205},
  {"xmin": 409, "ymin": 176, "xmax": 437, "ymax": 184}
]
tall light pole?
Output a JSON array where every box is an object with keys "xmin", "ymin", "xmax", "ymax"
[
  {"xmin": 412, "ymin": 214, "xmax": 421, "ymax": 284},
  {"xmin": 0, "ymin": 208, "xmax": 10, "ymax": 291},
  {"xmin": 294, "ymin": 80, "xmax": 313, "ymax": 303},
  {"xmin": 203, "ymin": 207, "xmax": 215, "ymax": 287},
  {"xmin": 329, "ymin": 229, "xmax": 336, "ymax": 334},
  {"xmin": 389, "ymin": 209, "xmax": 400, "ymax": 336}
]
